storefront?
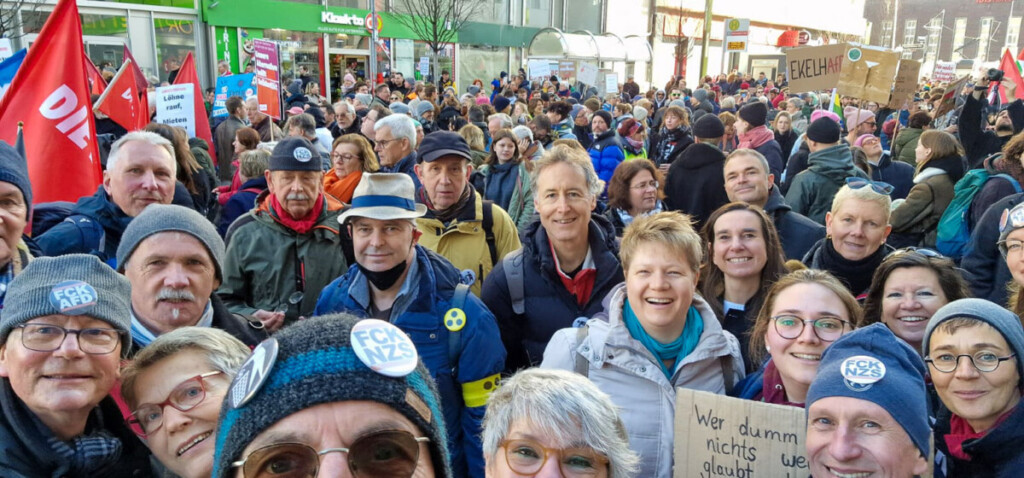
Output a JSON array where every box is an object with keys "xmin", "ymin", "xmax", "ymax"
[{"xmin": 202, "ymin": 0, "xmax": 427, "ymax": 103}]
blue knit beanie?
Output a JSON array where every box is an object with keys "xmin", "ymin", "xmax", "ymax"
[
  {"xmin": 924, "ymin": 298, "xmax": 1024, "ymax": 375},
  {"xmin": 806, "ymin": 323, "xmax": 930, "ymax": 459}
]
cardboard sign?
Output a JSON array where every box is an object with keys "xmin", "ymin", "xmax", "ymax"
[
  {"xmin": 253, "ymin": 39, "xmax": 281, "ymax": 120},
  {"xmin": 837, "ymin": 45, "xmax": 901, "ymax": 104},
  {"xmin": 888, "ymin": 59, "xmax": 922, "ymax": 109},
  {"xmin": 933, "ymin": 61, "xmax": 956, "ymax": 83},
  {"xmin": 154, "ymin": 84, "xmax": 196, "ymax": 137},
  {"xmin": 212, "ymin": 73, "xmax": 255, "ymax": 118},
  {"xmin": 577, "ymin": 62, "xmax": 599, "ymax": 86},
  {"xmin": 785, "ymin": 44, "xmax": 846, "ymax": 93},
  {"xmin": 559, "ymin": 60, "xmax": 575, "ymax": 80},
  {"xmin": 674, "ymin": 389, "xmax": 807, "ymax": 478},
  {"xmin": 933, "ymin": 75, "xmax": 970, "ymax": 118}
]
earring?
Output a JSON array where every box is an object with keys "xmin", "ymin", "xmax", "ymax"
[{"xmin": 765, "ymin": 344, "xmax": 771, "ymax": 352}]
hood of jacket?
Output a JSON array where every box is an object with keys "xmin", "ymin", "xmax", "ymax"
[
  {"xmin": 677, "ymin": 141, "xmax": 726, "ymax": 169},
  {"xmin": 188, "ymin": 137, "xmax": 210, "ymax": 151},
  {"xmin": 807, "ymin": 144, "xmax": 859, "ymax": 181}
]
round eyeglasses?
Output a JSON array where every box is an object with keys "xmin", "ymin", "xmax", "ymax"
[
  {"xmin": 925, "ymin": 352, "xmax": 1017, "ymax": 373},
  {"xmin": 772, "ymin": 315, "xmax": 852, "ymax": 342}
]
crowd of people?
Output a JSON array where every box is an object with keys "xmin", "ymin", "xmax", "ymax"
[{"xmin": 1, "ymin": 62, "xmax": 1024, "ymax": 477}]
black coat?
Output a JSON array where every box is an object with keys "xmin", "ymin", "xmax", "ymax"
[
  {"xmin": 959, "ymin": 96, "xmax": 1024, "ymax": 169},
  {"xmin": 650, "ymin": 126, "xmax": 693, "ymax": 168},
  {"xmin": 753, "ymin": 139, "xmax": 785, "ymax": 184},
  {"xmin": 664, "ymin": 141, "xmax": 730, "ymax": 229},
  {"xmin": 871, "ymin": 152, "xmax": 915, "ymax": 200},
  {"xmin": 934, "ymin": 400, "xmax": 1024, "ymax": 477},
  {"xmin": 774, "ymin": 130, "xmax": 797, "ymax": 162},
  {"xmin": 781, "ymin": 140, "xmax": 810, "ymax": 195},
  {"xmin": 962, "ymin": 192, "xmax": 1024, "ymax": 306},
  {"xmin": 763, "ymin": 186, "xmax": 825, "ymax": 260}
]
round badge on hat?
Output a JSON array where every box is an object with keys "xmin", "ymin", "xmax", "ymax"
[
  {"xmin": 350, "ymin": 319, "xmax": 418, "ymax": 377},
  {"xmin": 229, "ymin": 338, "xmax": 279, "ymax": 409},
  {"xmin": 48, "ymin": 280, "xmax": 98, "ymax": 316},
  {"xmin": 444, "ymin": 308, "xmax": 466, "ymax": 332},
  {"xmin": 293, "ymin": 146, "xmax": 313, "ymax": 162},
  {"xmin": 840, "ymin": 355, "xmax": 886, "ymax": 392}
]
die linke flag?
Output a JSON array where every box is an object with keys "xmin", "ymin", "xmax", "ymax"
[
  {"xmin": 122, "ymin": 45, "xmax": 149, "ymax": 93},
  {"xmin": 172, "ymin": 52, "xmax": 217, "ymax": 165},
  {"xmin": 84, "ymin": 53, "xmax": 106, "ymax": 96},
  {"xmin": 0, "ymin": 0, "xmax": 101, "ymax": 204},
  {"xmin": 93, "ymin": 59, "xmax": 144, "ymax": 131}
]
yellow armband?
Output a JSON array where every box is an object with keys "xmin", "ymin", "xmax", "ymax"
[{"xmin": 462, "ymin": 373, "xmax": 501, "ymax": 407}]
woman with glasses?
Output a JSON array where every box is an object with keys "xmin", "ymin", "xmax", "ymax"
[
  {"xmin": 541, "ymin": 211, "xmax": 744, "ymax": 477},
  {"xmin": 924, "ymin": 299, "xmax": 1024, "ymax": 477},
  {"xmin": 862, "ymin": 249, "xmax": 970, "ymax": 353},
  {"xmin": 121, "ymin": 327, "xmax": 251, "ymax": 478},
  {"xmin": 852, "ymin": 133, "xmax": 915, "ymax": 200},
  {"xmin": 889, "ymin": 130, "xmax": 966, "ymax": 248},
  {"xmin": 731, "ymin": 269, "xmax": 862, "ymax": 406},
  {"xmin": 322, "ymin": 134, "xmax": 379, "ymax": 204},
  {"xmin": 473, "ymin": 128, "xmax": 535, "ymax": 231},
  {"xmin": 803, "ymin": 181, "xmax": 895, "ymax": 297},
  {"xmin": 700, "ymin": 203, "xmax": 788, "ymax": 372},
  {"xmin": 483, "ymin": 368, "xmax": 639, "ymax": 478},
  {"xmin": 997, "ymin": 203, "xmax": 1024, "ymax": 317},
  {"xmin": 602, "ymin": 161, "xmax": 664, "ymax": 237}
]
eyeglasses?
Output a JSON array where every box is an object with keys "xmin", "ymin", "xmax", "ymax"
[
  {"xmin": 772, "ymin": 315, "xmax": 852, "ymax": 342},
  {"xmin": 375, "ymin": 138, "xmax": 401, "ymax": 149},
  {"xmin": 15, "ymin": 323, "xmax": 122, "ymax": 355},
  {"xmin": 630, "ymin": 180, "xmax": 659, "ymax": 190},
  {"xmin": 231, "ymin": 430, "xmax": 430, "ymax": 478},
  {"xmin": 892, "ymin": 247, "xmax": 943, "ymax": 259},
  {"xmin": 499, "ymin": 438, "xmax": 610, "ymax": 477},
  {"xmin": 127, "ymin": 371, "xmax": 223, "ymax": 437},
  {"xmin": 1001, "ymin": 239, "xmax": 1024, "ymax": 256},
  {"xmin": 925, "ymin": 352, "xmax": 1017, "ymax": 373},
  {"xmin": 845, "ymin": 177, "xmax": 894, "ymax": 196},
  {"xmin": 330, "ymin": 152, "xmax": 359, "ymax": 163}
]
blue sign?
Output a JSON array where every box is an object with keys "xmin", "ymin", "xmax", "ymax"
[
  {"xmin": 212, "ymin": 73, "xmax": 255, "ymax": 117},
  {"xmin": 0, "ymin": 49, "xmax": 27, "ymax": 100}
]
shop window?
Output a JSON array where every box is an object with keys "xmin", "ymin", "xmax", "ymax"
[
  {"xmin": 22, "ymin": 11, "xmax": 128, "ymax": 37},
  {"xmin": 458, "ymin": 45, "xmax": 508, "ymax": 94},
  {"xmin": 476, "ymin": 0, "xmax": 510, "ymax": 24},
  {"xmin": 564, "ymin": 0, "xmax": 600, "ymax": 33},
  {"xmin": 262, "ymin": 29, "xmax": 322, "ymax": 83},
  {"xmin": 525, "ymin": 0, "xmax": 551, "ymax": 28},
  {"xmin": 155, "ymin": 18, "xmax": 196, "ymax": 83},
  {"xmin": 327, "ymin": 0, "xmax": 369, "ymax": 7}
]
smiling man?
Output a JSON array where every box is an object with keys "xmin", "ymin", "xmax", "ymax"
[
  {"xmin": 117, "ymin": 204, "xmax": 265, "ymax": 354},
  {"xmin": 37, "ymin": 131, "xmax": 177, "ymax": 265},
  {"xmin": 0, "ymin": 142, "xmax": 34, "ymax": 307}
]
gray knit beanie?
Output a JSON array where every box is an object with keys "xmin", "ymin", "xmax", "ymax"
[
  {"xmin": 390, "ymin": 102, "xmax": 411, "ymax": 115},
  {"xmin": 0, "ymin": 254, "xmax": 132, "ymax": 354},
  {"xmin": 212, "ymin": 313, "xmax": 451, "ymax": 478},
  {"xmin": 354, "ymin": 93, "xmax": 373, "ymax": 106},
  {"xmin": 924, "ymin": 298, "xmax": 1024, "ymax": 376},
  {"xmin": 416, "ymin": 101, "xmax": 435, "ymax": 118},
  {"xmin": 116, "ymin": 204, "xmax": 225, "ymax": 281}
]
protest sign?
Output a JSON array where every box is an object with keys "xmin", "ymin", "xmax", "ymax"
[
  {"xmin": 888, "ymin": 59, "xmax": 922, "ymax": 109},
  {"xmin": 837, "ymin": 45, "xmax": 901, "ymax": 104},
  {"xmin": 785, "ymin": 43, "xmax": 846, "ymax": 93},
  {"xmin": 559, "ymin": 60, "xmax": 575, "ymax": 80},
  {"xmin": 528, "ymin": 59, "xmax": 551, "ymax": 80},
  {"xmin": 155, "ymin": 84, "xmax": 195, "ymax": 137},
  {"xmin": 933, "ymin": 75, "xmax": 969, "ymax": 118},
  {"xmin": 577, "ymin": 62, "xmax": 599, "ymax": 86},
  {"xmin": 212, "ymin": 73, "xmax": 255, "ymax": 118},
  {"xmin": 253, "ymin": 39, "xmax": 281, "ymax": 120},
  {"xmin": 933, "ymin": 61, "xmax": 956, "ymax": 82},
  {"xmin": 674, "ymin": 389, "xmax": 807, "ymax": 478},
  {"xmin": 605, "ymin": 72, "xmax": 619, "ymax": 95}
]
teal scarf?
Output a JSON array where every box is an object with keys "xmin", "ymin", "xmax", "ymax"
[{"xmin": 623, "ymin": 298, "xmax": 704, "ymax": 380}]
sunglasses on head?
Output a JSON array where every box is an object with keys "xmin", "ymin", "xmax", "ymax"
[
  {"xmin": 892, "ymin": 247, "xmax": 944, "ymax": 259},
  {"xmin": 845, "ymin": 177, "xmax": 894, "ymax": 196}
]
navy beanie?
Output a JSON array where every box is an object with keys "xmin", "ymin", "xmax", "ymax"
[
  {"xmin": 738, "ymin": 101, "xmax": 768, "ymax": 128},
  {"xmin": 0, "ymin": 141, "xmax": 32, "ymax": 219},
  {"xmin": 269, "ymin": 136, "xmax": 322, "ymax": 172},
  {"xmin": 493, "ymin": 96, "xmax": 511, "ymax": 113},
  {"xmin": 806, "ymin": 323, "xmax": 930, "ymax": 460},
  {"xmin": 806, "ymin": 117, "xmax": 842, "ymax": 143},
  {"xmin": 692, "ymin": 113, "xmax": 725, "ymax": 139}
]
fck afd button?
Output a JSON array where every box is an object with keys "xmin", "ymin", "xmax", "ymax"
[{"xmin": 351, "ymin": 319, "xmax": 419, "ymax": 377}]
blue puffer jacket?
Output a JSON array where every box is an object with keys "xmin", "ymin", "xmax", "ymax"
[
  {"xmin": 481, "ymin": 214, "xmax": 623, "ymax": 373},
  {"xmin": 35, "ymin": 186, "xmax": 133, "ymax": 266},
  {"xmin": 588, "ymin": 130, "xmax": 626, "ymax": 188},
  {"xmin": 314, "ymin": 246, "xmax": 505, "ymax": 478}
]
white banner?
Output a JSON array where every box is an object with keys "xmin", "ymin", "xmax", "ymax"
[
  {"xmin": 934, "ymin": 61, "xmax": 956, "ymax": 82},
  {"xmin": 577, "ymin": 62, "xmax": 599, "ymax": 86},
  {"xmin": 155, "ymin": 84, "xmax": 195, "ymax": 137}
]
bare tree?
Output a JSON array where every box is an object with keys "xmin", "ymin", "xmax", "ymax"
[
  {"xmin": 390, "ymin": 0, "xmax": 484, "ymax": 82},
  {"xmin": 0, "ymin": 0, "xmax": 45, "ymax": 41}
]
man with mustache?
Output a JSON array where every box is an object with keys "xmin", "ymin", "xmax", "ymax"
[
  {"xmin": 36, "ymin": 132, "xmax": 177, "ymax": 265},
  {"xmin": 116, "ymin": 204, "xmax": 265, "ymax": 354},
  {"xmin": 219, "ymin": 137, "xmax": 348, "ymax": 331}
]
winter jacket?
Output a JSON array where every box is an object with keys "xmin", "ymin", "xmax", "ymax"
[
  {"xmin": 753, "ymin": 138, "xmax": 785, "ymax": 183},
  {"xmin": 475, "ymin": 162, "xmax": 536, "ymax": 231},
  {"xmin": 890, "ymin": 155, "xmax": 964, "ymax": 248},
  {"xmin": 870, "ymin": 152, "xmax": 915, "ymax": 200},
  {"xmin": 785, "ymin": 144, "xmax": 868, "ymax": 224},
  {"xmin": 587, "ymin": 131, "xmax": 625, "ymax": 187},
  {"xmin": 0, "ymin": 381, "xmax": 154, "ymax": 477},
  {"xmin": 763, "ymin": 186, "xmax": 826, "ymax": 260},
  {"xmin": 188, "ymin": 137, "xmax": 219, "ymax": 191},
  {"xmin": 551, "ymin": 118, "xmax": 578, "ymax": 142},
  {"xmin": 891, "ymin": 127, "xmax": 922, "ymax": 166},
  {"xmin": 252, "ymin": 115, "xmax": 284, "ymax": 143},
  {"xmin": 541, "ymin": 284, "xmax": 744, "ymax": 478},
  {"xmin": 481, "ymin": 215, "xmax": 623, "ymax": 373},
  {"xmin": 968, "ymin": 156, "xmax": 1024, "ymax": 232},
  {"xmin": 35, "ymin": 187, "xmax": 133, "ymax": 266},
  {"xmin": 781, "ymin": 140, "xmax": 810, "ymax": 195},
  {"xmin": 664, "ymin": 141, "xmax": 731, "ymax": 229},
  {"xmin": 213, "ymin": 115, "xmax": 245, "ymax": 181},
  {"xmin": 380, "ymin": 151, "xmax": 422, "ymax": 191},
  {"xmin": 934, "ymin": 400, "xmax": 1024, "ymax": 478},
  {"xmin": 650, "ymin": 126, "xmax": 694, "ymax": 168},
  {"xmin": 775, "ymin": 130, "xmax": 798, "ymax": 162},
  {"xmin": 959, "ymin": 95, "xmax": 1024, "ymax": 169},
  {"xmin": 962, "ymin": 192, "xmax": 1023, "ymax": 306},
  {"xmin": 218, "ymin": 192, "xmax": 348, "ymax": 320},
  {"xmin": 128, "ymin": 295, "xmax": 266, "ymax": 356},
  {"xmin": 803, "ymin": 239, "xmax": 895, "ymax": 297},
  {"xmin": 314, "ymin": 246, "xmax": 505, "ymax": 478},
  {"xmin": 219, "ymin": 176, "xmax": 268, "ymax": 238},
  {"xmin": 416, "ymin": 190, "xmax": 522, "ymax": 296}
]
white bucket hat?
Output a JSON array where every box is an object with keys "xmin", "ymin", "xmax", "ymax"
[{"xmin": 337, "ymin": 173, "xmax": 427, "ymax": 224}]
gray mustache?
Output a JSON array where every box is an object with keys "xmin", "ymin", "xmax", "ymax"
[{"xmin": 157, "ymin": 288, "xmax": 196, "ymax": 302}]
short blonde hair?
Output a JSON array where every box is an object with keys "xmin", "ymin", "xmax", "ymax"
[
  {"xmin": 620, "ymin": 211, "xmax": 703, "ymax": 274},
  {"xmin": 239, "ymin": 149, "xmax": 270, "ymax": 179},
  {"xmin": 830, "ymin": 184, "xmax": 892, "ymax": 223}
]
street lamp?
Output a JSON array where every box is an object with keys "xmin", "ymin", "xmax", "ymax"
[{"xmin": 923, "ymin": 9, "xmax": 946, "ymax": 75}]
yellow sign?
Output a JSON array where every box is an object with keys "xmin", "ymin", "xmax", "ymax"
[{"xmin": 727, "ymin": 41, "xmax": 746, "ymax": 50}]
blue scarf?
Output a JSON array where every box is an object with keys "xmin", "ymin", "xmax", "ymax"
[{"xmin": 623, "ymin": 298, "xmax": 704, "ymax": 379}]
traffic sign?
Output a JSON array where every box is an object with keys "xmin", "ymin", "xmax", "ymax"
[
  {"xmin": 724, "ymin": 18, "xmax": 749, "ymax": 52},
  {"xmin": 364, "ymin": 13, "xmax": 382, "ymax": 33}
]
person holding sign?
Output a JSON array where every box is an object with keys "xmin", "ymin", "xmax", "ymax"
[
  {"xmin": 805, "ymin": 323, "xmax": 930, "ymax": 478},
  {"xmin": 732, "ymin": 269, "xmax": 862, "ymax": 406},
  {"xmin": 540, "ymin": 211, "xmax": 744, "ymax": 478}
]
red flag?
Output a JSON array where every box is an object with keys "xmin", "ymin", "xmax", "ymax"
[
  {"xmin": 1018, "ymin": 46, "xmax": 1024, "ymax": 61},
  {"xmin": 122, "ymin": 45, "xmax": 149, "ymax": 93},
  {"xmin": 84, "ymin": 54, "xmax": 106, "ymax": 96},
  {"xmin": 995, "ymin": 49, "xmax": 1024, "ymax": 102},
  {"xmin": 93, "ymin": 59, "xmax": 142, "ymax": 131},
  {"xmin": 0, "ymin": 0, "xmax": 101, "ymax": 204},
  {"xmin": 172, "ymin": 52, "xmax": 217, "ymax": 165}
]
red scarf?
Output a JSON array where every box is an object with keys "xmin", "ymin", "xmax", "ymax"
[
  {"xmin": 270, "ymin": 193, "xmax": 324, "ymax": 234},
  {"xmin": 944, "ymin": 410, "xmax": 1014, "ymax": 461},
  {"xmin": 550, "ymin": 242, "xmax": 595, "ymax": 307},
  {"xmin": 738, "ymin": 125, "xmax": 775, "ymax": 150},
  {"xmin": 759, "ymin": 360, "xmax": 805, "ymax": 408}
]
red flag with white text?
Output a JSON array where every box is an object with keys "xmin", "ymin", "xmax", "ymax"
[
  {"xmin": 172, "ymin": 52, "xmax": 216, "ymax": 164},
  {"xmin": 0, "ymin": 0, "xmax": 101, "ymax": 204},
  {"xmin": 84, "ymin": 54, "xmax": 106, "ymax": 96},
  {"xmin": 93, "ymin": 59, "xmax": 142, "ymax": 131}
]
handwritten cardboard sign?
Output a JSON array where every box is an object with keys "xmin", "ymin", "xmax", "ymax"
[
  {"xmin": 888, "ymin": 59, "xmax": 922, "ymax": 109},
  {"xmin": 837, "ymin": 45, "xmax": 901, "ymax": 104},
  {"xmin": 785, "ymin": 43, "xmax": 846, "ymax": 93},
  {"xmin": 933, "ymin": 75, "xmax": 970, "ymax": 118},
  {"xmin": 674, "ymin": 389, "xmax": 807, "ymax": 478}
]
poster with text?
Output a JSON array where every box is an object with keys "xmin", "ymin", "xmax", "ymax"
[
  {"xmin": 253, "ymin": 39, "xmax": 281, "ymax": 120},
  {"xmin": 888, "ymin": 60, "xmax": 922, "ymax": 109},
  {"xmin": 155, "ymin": 84, "xmax": 196, "ymax": 137},
  {"xmin": 784, "ymin": 43, "xmax": 846, "ymax": 93},
  {"xmin": 212, "ymin": 73, "xmax": 255, "ymax": 118},
  {"xmin": 837, "ymin": 45, "xmax": 901, "ymax": 105}
]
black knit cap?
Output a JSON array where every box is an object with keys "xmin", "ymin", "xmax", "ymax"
[
  {"xmin": 0, "ymin": 141, "xmax": 31, "ymax": 219},
  {"xmin": 212, "ymin": 314, "xmax": 451, "ymax": 478},
  {"xmin": 806, "ymin": 116, "xmax": 842, "ymax": 143},
  {"xmin": 269, "ymin": 136, "xmax": 322, "ymax": 171},
  {"xmin": 592, "ymin": 110, "xmax": 613, "ymax": 128},
  {"xmin": 692, "ymin": 113, "xmax": 725, "ymax": 139},
  {"xmin": 738, "ymin": 101, "xmax": 768, "ymax": 128}
]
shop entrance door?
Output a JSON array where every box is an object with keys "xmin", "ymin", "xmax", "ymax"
[{"xmin": 327, "ymin": 50, "xmax": 368, "ymax": 102}]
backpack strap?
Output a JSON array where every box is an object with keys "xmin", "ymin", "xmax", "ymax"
[
  {"xmin": 720, "ymin": 354, "xmax": 735, "ymax": 393},
  {"xmin": 445, "ymin": 283, "xmax": 471, "ymax": 377},
  {"xmin": 502, "ymin": 248, "xmax": 526, "ymax": 315},
  {"xmin": 994, "ymin": 173, "xmax": 1024, "ymax": 194},
  {"xmin": 574, "ymin": 325, "xmax": 590, "ymax": 378},
  {"xmin": 481, "ymin": 200, "xmax": 498, "ymax": 266}
]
